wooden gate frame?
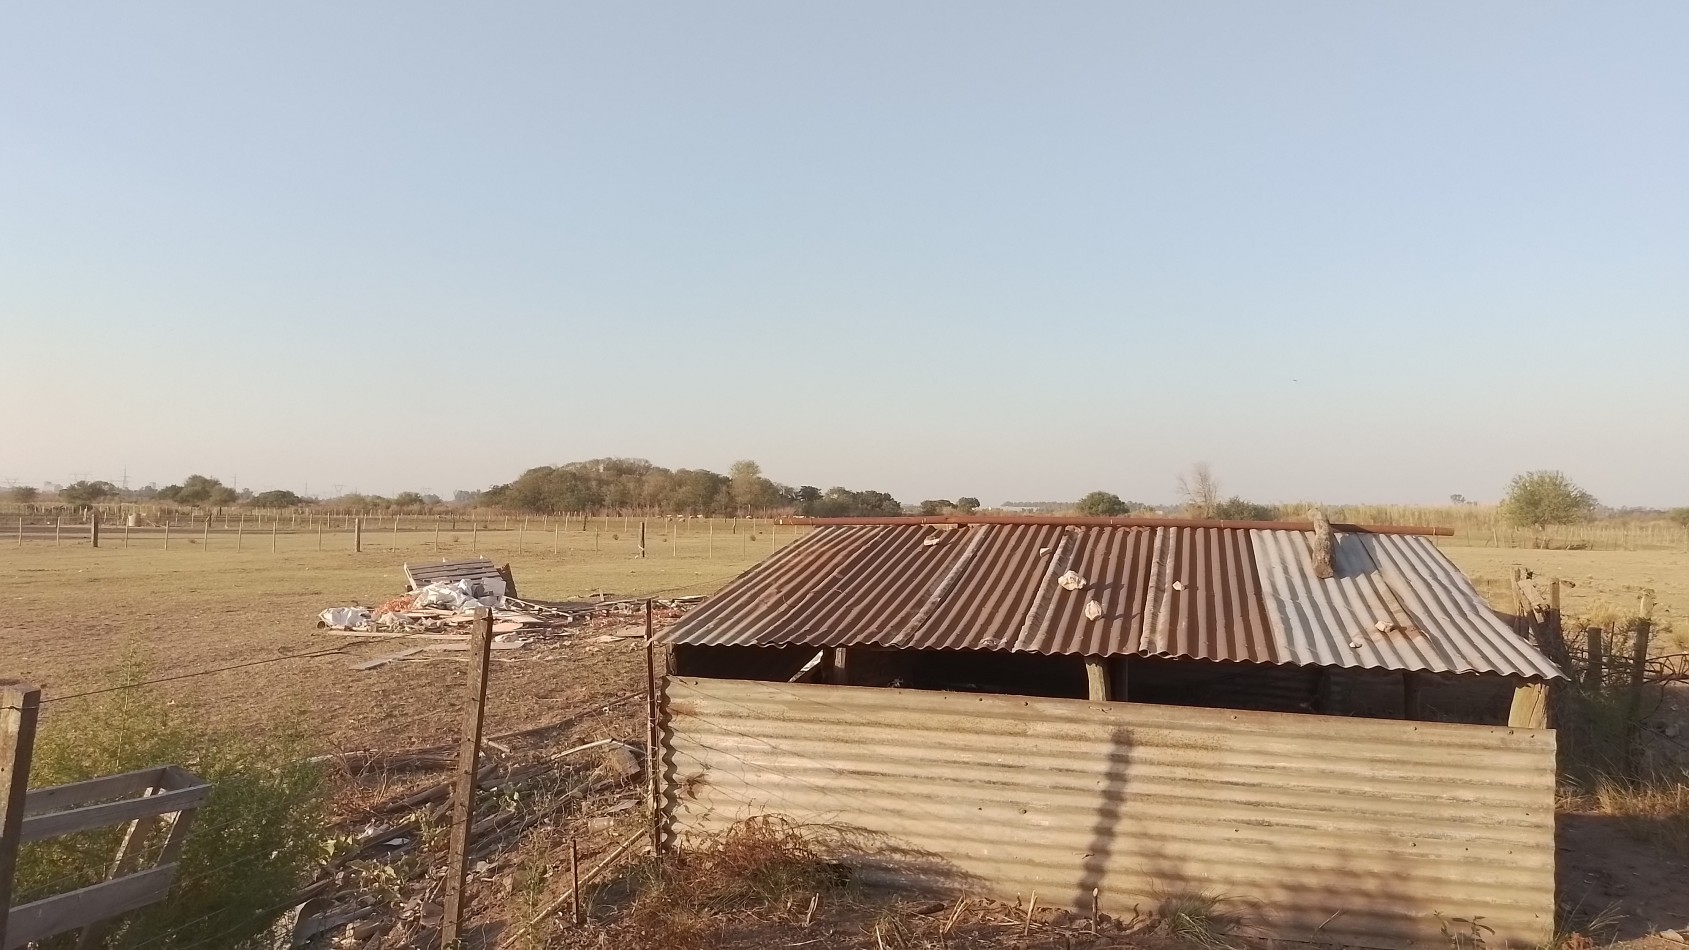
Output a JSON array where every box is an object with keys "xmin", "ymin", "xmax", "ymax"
[{"xmin": 2, "ymin": 681, "xmax": 210, "ymax": 950}]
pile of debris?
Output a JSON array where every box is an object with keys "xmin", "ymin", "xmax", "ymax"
[{"xmin": 315, "ymin": 558, "xmax": 702, "ymax": 667}]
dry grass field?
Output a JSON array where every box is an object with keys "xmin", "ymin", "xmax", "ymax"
[
  {"xmin": 0, "ymin": 523, "xmax": 803, "ymax": 751},
  {"xmin": 3, "ymin": 520, "xmax": 1682, "ymax": 747}
]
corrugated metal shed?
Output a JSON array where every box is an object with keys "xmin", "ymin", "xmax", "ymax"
[
  {"xmin": 664, "ymin": 677, "xmax": 1558, "ymax": 950},
  {"xmin": 663, "ymin": 520, "xmax": 1562, "ymax": 679}
]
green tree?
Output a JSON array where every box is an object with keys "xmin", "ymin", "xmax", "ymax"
[
  {"xmin": 1500, "ymin": 470, "xmax": 1596, "ymax": 532},
  {"xmin": 8, "ymin": 485, "xmax": 39, "ymax": 503},
  {"xmin": 955, "ymin": 497, "xmax": 981, "ymax": 513},
  {"xmin": 1214, "ymin": 497, "xmax": 1275, "ymax": 521},
  {"xmin": 728, "ymin": 460, "xmax": 778, "ymax": 513},
  {"xmin": 392, "ymin": 491, "xmax": 427, "ymax": 508},
  {"xmin": 1074, "ymin": 491, "xmax": 1131, "ymax": 516},
  {"xmin": 59, "ymin": 480, "xmax": 119, "ymax": 507},
  {"xmin": 808, "ymin": 487, "xmax": 902, "ymax": 517},
  {"xmin": 252, "ymin": 489, "xmax": 307, "ymax": 508},
  {"xmin": 918, "ymin": 499, "xmax": 954, "ymax": 516},
  {"xmin": 169, "ymin": 474, "xmax": 231, "ymax": 507}
]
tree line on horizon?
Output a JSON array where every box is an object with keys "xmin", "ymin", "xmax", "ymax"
[
  {"xmin": 481, "ymin": 458, "xmax": 903, "ymax": 517},
  {"xmin": 8, "ymin": 464, "xmax": 1685, "ymax": 534}
]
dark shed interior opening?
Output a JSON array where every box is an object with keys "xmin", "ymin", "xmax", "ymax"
[{"xmin": 669, "ymin": 643, "xmax": 1518, "ymax": 726}]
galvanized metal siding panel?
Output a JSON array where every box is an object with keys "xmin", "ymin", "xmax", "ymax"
[
  {"xmin": 664, "ymin": 678, "xmax": 1556, "ymax": 950},
  {"xmin": 1252, "ymin": 531, "xmax": 1563, "ymax": 678}
]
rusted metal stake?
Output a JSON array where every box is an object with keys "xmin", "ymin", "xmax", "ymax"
[
  {"xmin": 570, "ymin": 838, "xmax": 582, "ymax": 925},
  {"xmin": 645, "ymin": 601, "xmax": 661, "ymax": 855}
]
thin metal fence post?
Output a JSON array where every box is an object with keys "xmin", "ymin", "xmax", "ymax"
[
  {"xmin": 645, "ymin": 602, "xmax": 662, "ymax": 856},
  {"xmin": 441, "ymin": 608, "xmax": 494, "ymax": 948}
]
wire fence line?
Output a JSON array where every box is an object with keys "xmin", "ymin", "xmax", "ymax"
[{"xmin": 5, "ymin": 511, "xmax": 815, "ymax": 559}]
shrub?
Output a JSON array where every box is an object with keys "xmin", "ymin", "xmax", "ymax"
[
  {"xmin": 16, "ymin": 682, "xmax": 327, "ymax": 949},
  {"xmin": 1500, "ymin": 470, "xmax": 1595, "ymax": 532},
  {"xmin": 1213, "ymin": 497, "xmax": 1275, "ymax": 521},
  {"xmin": 1074, "ymin": 491, "xmax": 1131, "ymax": 516}
]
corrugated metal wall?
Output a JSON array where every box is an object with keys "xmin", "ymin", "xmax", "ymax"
[{"xmin": 662, "ymin": 677, "xmax": 1556, "ymax": 950}]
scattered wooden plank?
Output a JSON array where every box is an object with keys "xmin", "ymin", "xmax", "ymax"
[{"xmin": 352, "ymin": 648, "xmax": 426, "ymax": 671}]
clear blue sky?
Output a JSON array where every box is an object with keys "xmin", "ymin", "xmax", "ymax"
[{"xmin": 3, "ymin": 3, "xmax": 1685, "ymax": 507}]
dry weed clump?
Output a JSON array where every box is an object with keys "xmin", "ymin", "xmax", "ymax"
[
  {"xmin": 1587, "ymin": 772, "xmax": 1689, "ymax": 856},
  {"xmin": 565, "ymin": 817, "xmax": 1259, "ymax": 950},
  {"xmin": 1156, "ymin": 892, "xmax": 1250, "ymax": 950},
  {"xmin": 608, "ymin": 817, "xmax": 848, "ymax": 948}
]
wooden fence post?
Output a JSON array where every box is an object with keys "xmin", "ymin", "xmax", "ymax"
[
  {"xmin": 163, "ymin": 522, "xmax": 169, "ymax": 551},
  {"xmin": 89, "ymin": 510, "xmax": 99, "ymax": 549},
  {"xmin": 271, "ymin": 517, "xmax": 278, "ymax": 554},
  {"xmin": 1585, "ymin": 629, "xmax": 1604, "ymax": 688},
  {"xmin": 435, "ymin": 518, "xmax": 442, "ymax": 552},
  {"xmin": 639, "ymin": 521, "xmax": 647, "ymax": 559},
  {"xmin": 202, "ymin": 516, "xmax": 210, "ymax": 550},
  {"xmin": 236, "ymin": 515, "xmax": 244, "ymax": 551},
  {"xmin": 0, "ymin": 681, "xmax": 43, "ymax": 943},
  {"xmin": 354, "ymin": 518, "xmax": 363, "ymax": 554},
  {"xmin": 54, "ymin": 516, "xmax": 61, "ymax": 547},
  {"xmin": 441, "ymin": 609, "xmax": 494, "ymax": 948},
  {"xmin": 1626, "ymin": 591, "xmax": 1654, "ymax": 724},
  {"xmin": 15, "ymin": 517, "xmax": 21, "ymax": 548}
]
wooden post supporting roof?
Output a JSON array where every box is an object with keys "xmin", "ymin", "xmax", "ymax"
[
  {"xmin": 1509, "ymin": 682, "xmax": 1549, "ymax": 729},
  {"xmin": 1085, "ymin": 657, "xmax": 1110, "ymax": 702}
]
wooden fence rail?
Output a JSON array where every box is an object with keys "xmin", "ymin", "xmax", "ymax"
[{"xmin": 0, "ymin": 684, "xmax": 210, "ymax": 950}]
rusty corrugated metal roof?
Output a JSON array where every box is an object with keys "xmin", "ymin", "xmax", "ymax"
[{"xmin": 664, "ymin": 520, "xmax": 1563, "ymax": 679}]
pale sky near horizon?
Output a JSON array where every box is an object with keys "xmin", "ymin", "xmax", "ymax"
[{"xmin": 2, "ymin": 3, "xmax": 1686, "ymax": 507}]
